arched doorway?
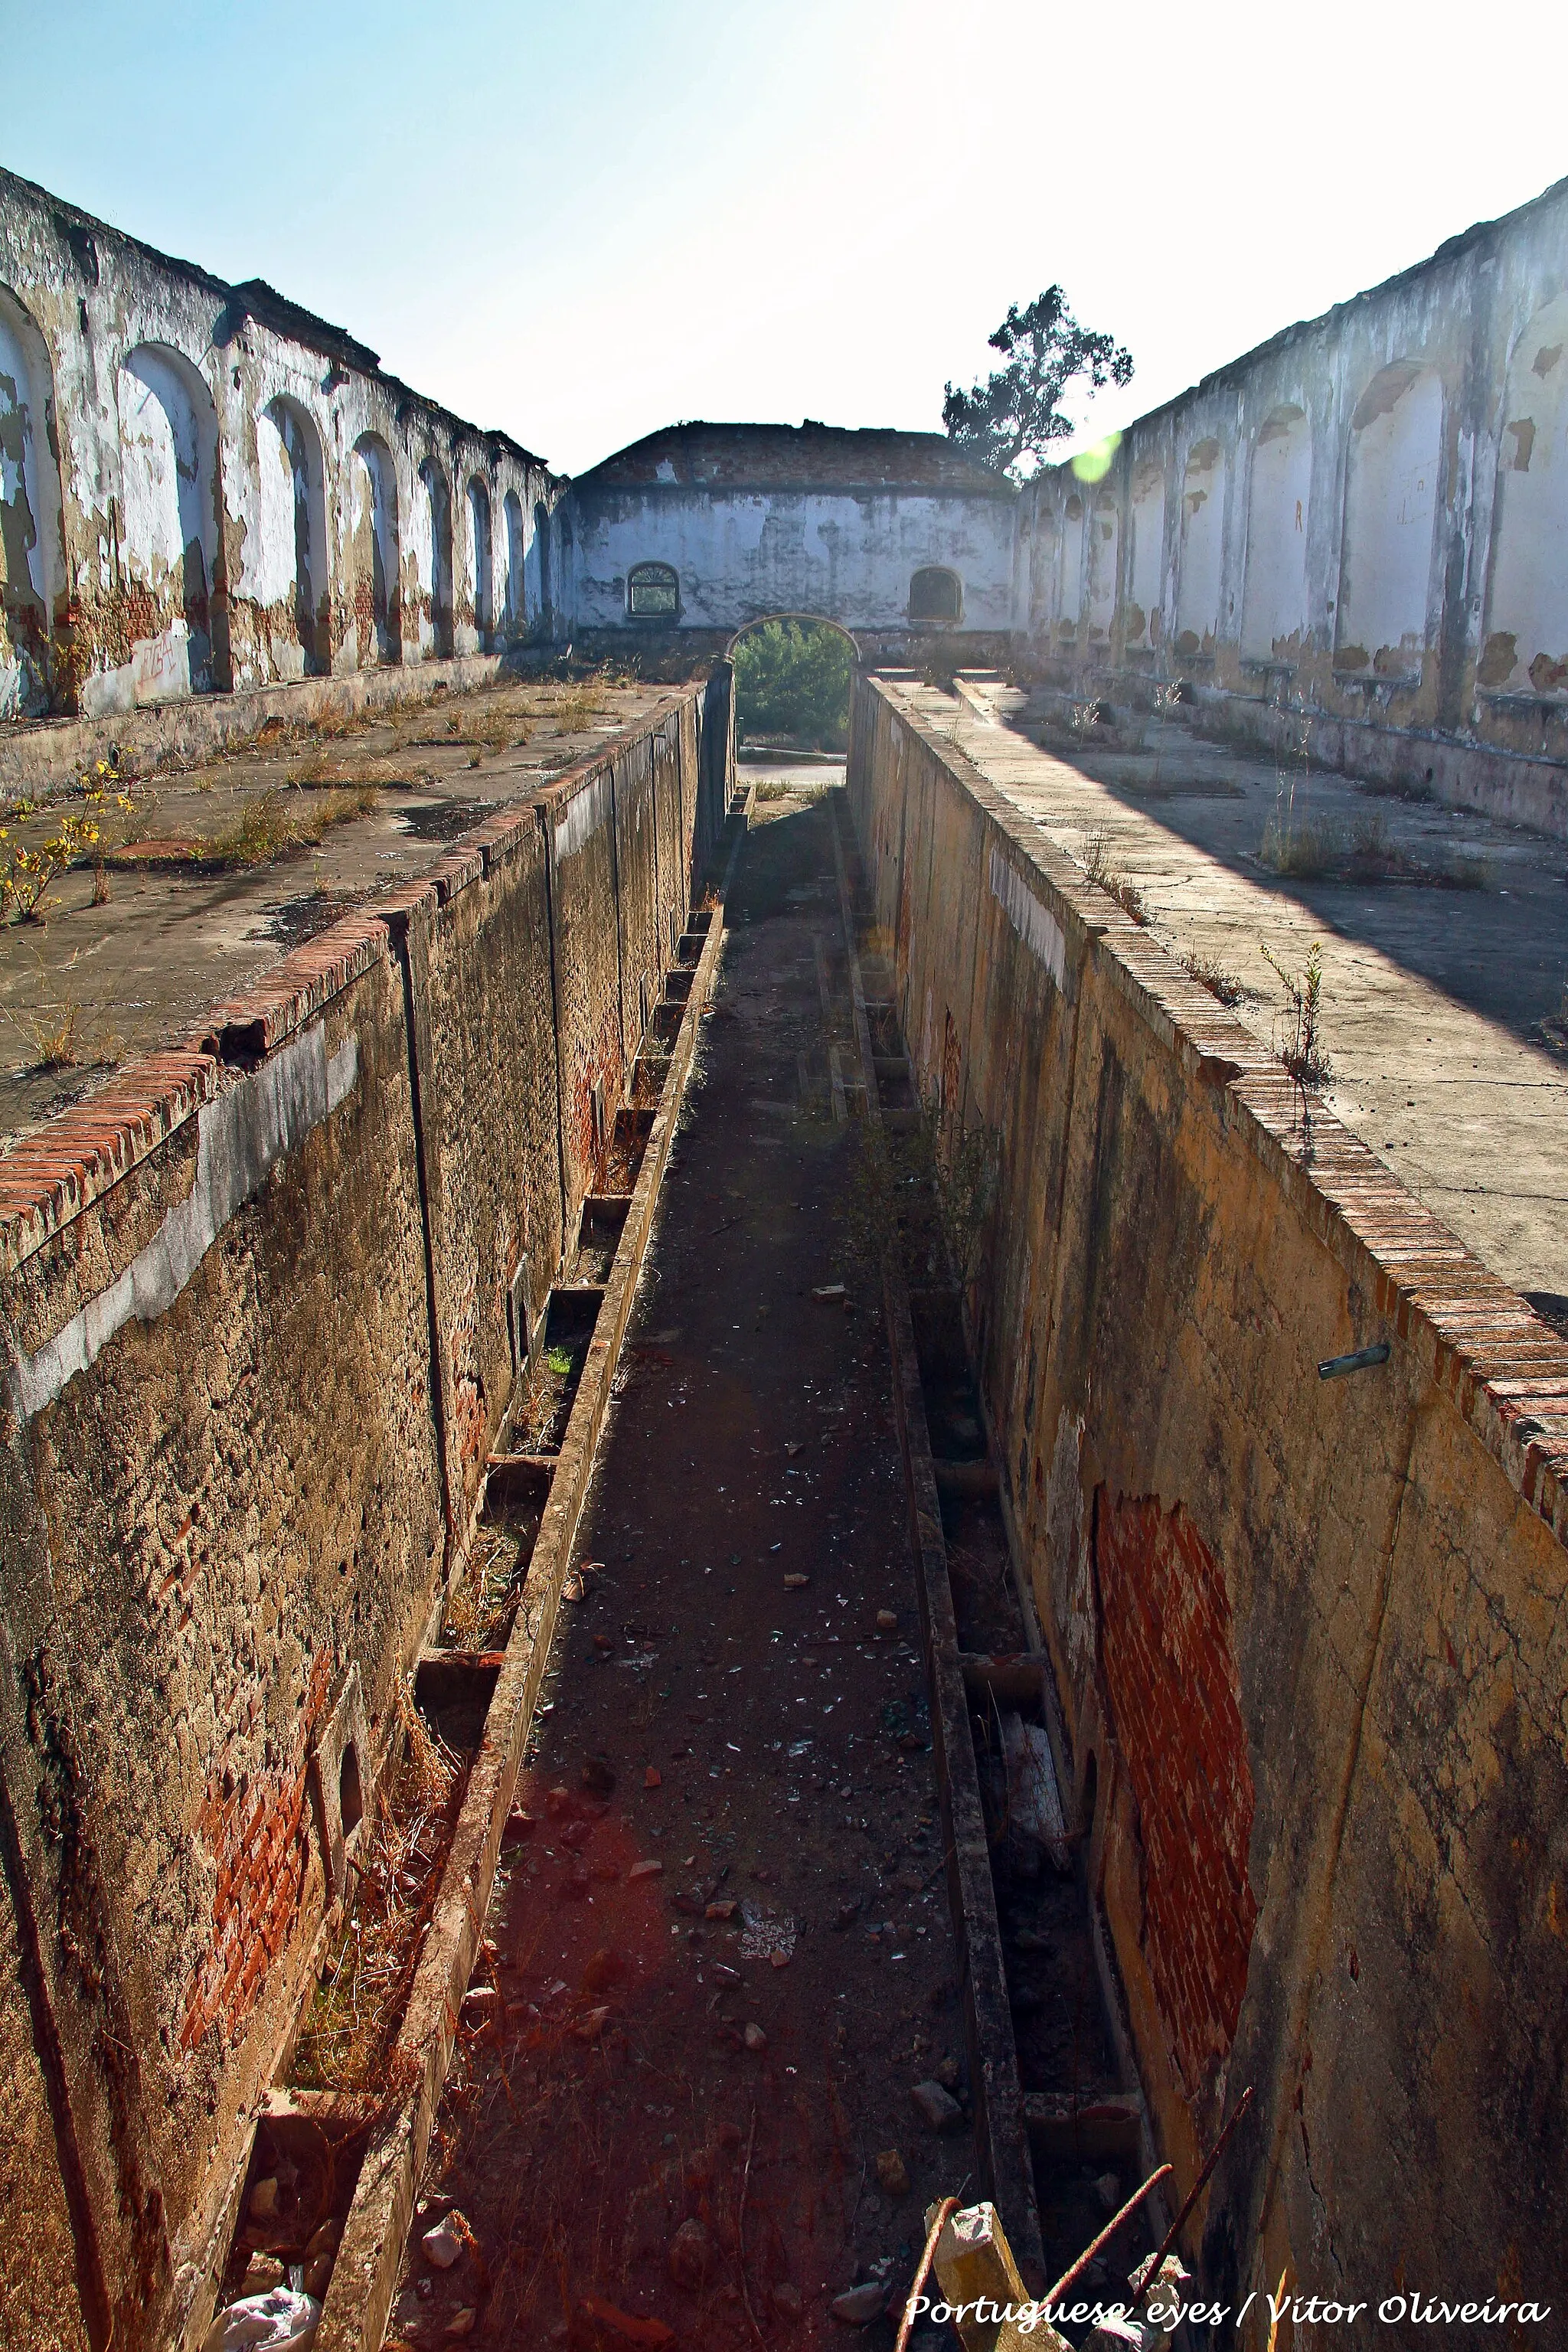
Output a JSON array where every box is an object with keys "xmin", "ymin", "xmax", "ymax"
[
  {"xmin": 466, "ymin": 475, "xmax": 493, "ymax": 648},
  {"xmin": 726, "ymin": 614, "xmax": 859, "ymax": 756}
]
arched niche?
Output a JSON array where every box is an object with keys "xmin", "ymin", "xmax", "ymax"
[
  {"xmin": 1334, "ymin": 361, "xmax": 1442, "ymax": 678},
  {"xmin": 466, "ymin": 475, "xmax": 493, "ymax": 645},
  {"xmin": 533, "ymin": 499, "xmax": 553, "ymax": 628},
  {"xmin": 1125, "ymin": 462, "xmax": 1165, "ymax": 649},
  {"xmin": 1240, "ymin": 403, "xmax": 1311, "ymax": 661},
  {"xmin": 117, "ymin": 341, "xmax": 220, "ymax": 698},
  {"xmin": 1028, "ymin": 505, "xmax": 1059, "ymax": 635},
  {"xmin": 1086, "ymin": 492, "xmax": 1119, "ymax": 642},
  {"xmin": 502, "ymin": 488, "xmax": 525, "ymax": 626},
  {"xmin": 417, "ymin": 457, "xmax": 454, "ymax": 658},
  {"xmin": 1057, "ymin": 495, "xmax": 1086, "ymax": 639},
  {"xmin": 1174, "ymin": 437, "xmax": 1226, "ymax": 654},
  {"xmin": 256, "ymin": 395, "xmax": 329, "ymax": 678},
  {"xmin": 1478, "ymin": 292, "xmax": 1568, "ymax": 696},
  {"xmin": 0, "ymin": 284, "xmax": 63, "ymax": 717},
  {"xmin": 348, "ymin": 433, "xmax": 400, "ymax": 666}
]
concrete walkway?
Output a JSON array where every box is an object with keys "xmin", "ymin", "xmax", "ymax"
[{"xmin": 900, "ymin": 678, "xmax": 1568, "ymax": 1308}]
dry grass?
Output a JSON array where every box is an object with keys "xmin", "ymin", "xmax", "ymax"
[
  {"xmin": 1081, "ymin": 825, "xmax": 1150, "ymax": 924},
  {"xmin": 200, "ymin": 782, "xmax": 380, "ymax": 869},
  {"xmin": 291, "ymin": 1690, "xmax": 462, "ymax": 2092},
  {"xmin": 1259, "ymin": 811, "xmax": 1341, "ymax": 879},
  {"xmin": 1179, "ymin": 949, "xmax": 1250, "ymax": 1007},
  {"xmin": 441, "ymin": 1527, "xmax": 526, "ymax": 1649}
]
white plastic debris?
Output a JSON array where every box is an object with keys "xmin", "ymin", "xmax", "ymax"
[
  {"xmin": 201, "ymin": 2287, "xmax": 321, "ymax": 2352},
  {"xmin": 1001, "ymin": 1710, "xmax": 1070, "ymax": 1870}
]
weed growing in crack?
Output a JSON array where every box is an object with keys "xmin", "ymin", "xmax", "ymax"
[
  {"xmin": 1179, "ymin": 949, "xmax": 1249, "ymax": 1007},
  {"xmin": 1261, "ymin": 939, "xmax": 1331, "ymax": 1088}
]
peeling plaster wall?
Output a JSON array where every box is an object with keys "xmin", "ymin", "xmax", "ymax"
[
  {"xmin": 0, "ymin": 168, "xmax": 557, "ymax": 723},
  {"xmin": 1018, "ymin": 173, "xmax": 1568, "ymax": 835},
  {"xmin": 851, "ymin": 675, "xmax": 1568, "ymax": 2339},
  {"xmin": 561, "ymin": 484, "xmax": 1017, "ymax": 640}
]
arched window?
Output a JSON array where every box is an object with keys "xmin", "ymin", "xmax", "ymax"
[
  {"xmin": 909, "ymin": 566, "xmax": 962, "ymax": 623},
  {"xmin": 1241, "ymin": 406, "xmax": 1311, "ymax": 661},
  {"xmin": 258, "ymin": 396, "xmax": 328, "ymax": 677},
  {"xmin": 628, "ymin": 560, "xmax": 678, "ymax": 618}
]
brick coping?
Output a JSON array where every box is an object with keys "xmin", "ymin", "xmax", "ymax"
[{"xmin": 0, "ymin": 687, "xmax": 700, "ymax": 1278}]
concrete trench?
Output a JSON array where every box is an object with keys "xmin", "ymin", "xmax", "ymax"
[{"xmin": 189, "ymin": 773, "xmax": 1172, "ymax": 2351}]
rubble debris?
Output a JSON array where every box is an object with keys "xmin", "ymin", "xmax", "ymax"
[
  {"xmin": 812, "ymin": 1284, "xmax": 848, "ymax": 1302},
  {"xmin": 831, "ymin": 2281, "xmax": 888, "ymax": 2323},
  {"xmin": 783, "ymin": 1572, "xmax": 810, "ymax": 1589},
  {"xmin": 1001, "ymin": 1710, "xmax": 1069, "ymax": 1870},
  {"xmin": 644, "ymin": 1765, "xmax": 662, "ymax": 1787},
  {"xmin": 876, "ymin": 1609, "xmax": 899, "ymax": 1631},
  {"xmin": 910, "ymin": 2079, "xmax": 964, "ymax": 2132},
  {"xmin": 201, "ymin": 2287, "xmax": 322, "ymax": 2351},
  {"xmin": 422, "ymin": 2213, "xmax": 467, "ymax": 2269},
  {"xmin": 629, "ymin": 1857, "xmax": 663, "ymax": 1880},
  {"xmin": 578, "ymin": 2295, "xmax": 676, "ymax": 2347},
  {"xmin": 667, "ymin": 2216, "xmax": 712, "ymax": 2288},
  {"xmin": 876, "ymin": 2148, "xmax": 911, "ymax": 2197},
  {"xmin": 743, "ymin": 2022, "xmax": 768, "ymax": 2050}
]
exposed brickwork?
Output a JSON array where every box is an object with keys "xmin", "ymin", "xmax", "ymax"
[
  {"xmin": 1093, "ymin": 1490, "xmax": 1259, "ymax": 2103},
  {"xmin": 178, "ymin": 1651, "xmax": 333, "ymax": 2056},
  {"xmin": 0, "ymin": 1050, "xmax": 217, "ymax": 1273}
]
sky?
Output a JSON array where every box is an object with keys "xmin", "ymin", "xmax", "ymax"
[{"xmin": 7, "ymin": 0, "xmax": 1568, "ymax": 480}]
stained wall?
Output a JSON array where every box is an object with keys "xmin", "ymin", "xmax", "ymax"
[
  {"xmin": 0, "ymin": 675, "xmax": 730, "ymax": 2350},
  {"xmin": 850, "ymin": 672, "xmax": 1568, "ymax": 2337}
]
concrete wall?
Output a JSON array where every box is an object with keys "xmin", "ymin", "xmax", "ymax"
[
  {"xmin": 0, "ymin": 674, "xmax": 730, "ymax": 2350},
  {"xmin": 849, "ymin": 673, "xmax": 1568, "ymax": 2337},
  {"xmin": 1017, "ymin": 175, "xmax": 1568, "ymax": 837},
  {"xmin": 0, "ymin": 168, "xmax": 557, "ymax": 724},
  {"xmin": 560, "ymin": 483, "xmax": 1018, "ymax": 644}
]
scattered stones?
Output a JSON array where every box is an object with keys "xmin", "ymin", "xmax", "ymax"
[
  {"xmin": 830, "ymin": 2282, "xmax": 887, "ymax": 2324},
  {"xmin": 571, "ymin": 2005, "xmax": 611, "ymax": 2042},
  {"xmin": 875, "ymin": 2148, "xmax": 910, "ymax": 2197},
  {"xmin": 769, "ymin": 1949, "xmax": 791, "ymax": 1969},
  {"xmin": 445, "ymin": 2313, "xmax": 477, "ymax": 2340},
  {"xmin": 562, "ymin": 1573, "xmax": 587, "ymax": 1602},
  {"xmin": 784, "ymin": 1442, "xmax": 805, "ymax": 1458},
  {"xmin": 1093, "ymin": 2171, "xmax": 1122, "ymax": 2213},
  {"xmin": 644, "ymin": 1765, "xmax": 662, "ymax": 1788},
  {"xmin": 546, "ymin": 1785, "xmax": 574, "ymax": 1815},
  {"xmin": 876, "ymin": 1609, "xmax": 898, "ymax": 1632},
  {"xmin": 461, "ymin": 1985, "xmax": 498, "ymax": 2024},
  {"xmin": 833, "ymin": 1898, "xmax": 861, "ymax": 1931},
  {"xmin": 782, "ymin": 1573, "xmax": 809, "ymax": 1589},
  {"xmin": 705, "ymin": 1899, "xmax": 738, "ymax": 1920},
  {"xmin": 773, "ymin": 2282, "xmax": 804, "ymax": 2317},
  {"xmin": 629, "ymin": 1858, "xmax": 663, "ymax": 1880},
  {"xmin": 421, "ymin": 2214, "xmax": 467, "ymax": 2269},
  {"xmin": 667, "ymin": 2217, "xmax": 712, "ymax": 2289},
  {"xmin": 247, "ymin": 2177, "xmax": 279, "ymax": 2220},
  {"xmin": 910, "ymin": 2079, "xmax": 964, "ymax": 2132},
  {"xmin": 743, "ymin": 2022, "xmax": 768, "ymax": 2051},
  {"xmin": 812, "ymin": 1284, "xmax": 847, "ymax": 1302},
  {"xmin": 934, "ymin": 2054, "xmax": 961, "ymax": 2090}
]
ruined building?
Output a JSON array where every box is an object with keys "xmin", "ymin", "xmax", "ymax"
[{"xmin": 0, "ymin": 156, "xmax": 1564, "ymax": 2351}]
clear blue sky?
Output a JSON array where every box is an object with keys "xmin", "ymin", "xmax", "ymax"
[{"xmin": 7, "ymin": 0, "xmax": 1566, "ymax": 478}]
